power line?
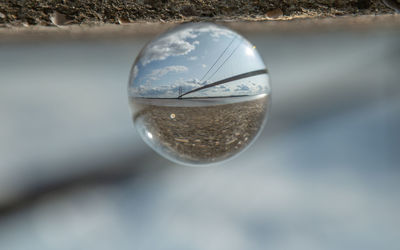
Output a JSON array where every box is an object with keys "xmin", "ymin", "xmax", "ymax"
[
  {"xmin": 199, "ymin": 36, "xmax": 237, "ymax": 83},
  {"xmin": 204, "ymin": 38, "xmax": 242, "ymax": 84}
]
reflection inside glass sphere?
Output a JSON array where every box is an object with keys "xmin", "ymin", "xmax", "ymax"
[{"xmin": 128, "ymin": 22, "xmax": 271, "ymax": 166}]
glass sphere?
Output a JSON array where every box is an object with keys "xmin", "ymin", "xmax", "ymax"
[{"xmin": 128, "ymin": 22, "xmax": 270, "ymax": 166}]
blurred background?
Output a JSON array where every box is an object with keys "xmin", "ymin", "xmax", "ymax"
[{"xmin": 0, "ymin": 21, "xmax": 399, "ymax": 250}]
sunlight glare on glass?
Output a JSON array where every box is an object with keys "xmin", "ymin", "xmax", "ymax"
[{"xmin": 245, "ymin": 46, "xmax": 255, "ymax": 56}]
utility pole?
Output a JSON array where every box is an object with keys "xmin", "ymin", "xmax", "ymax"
[{"xmin": 179, "ymin": 86, "xmax": 182, "ymax": 97}]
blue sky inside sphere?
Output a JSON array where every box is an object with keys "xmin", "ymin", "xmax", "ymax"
[{"xmin": 129, "ymin": 23, "xmax": 270, "ymax": 98}]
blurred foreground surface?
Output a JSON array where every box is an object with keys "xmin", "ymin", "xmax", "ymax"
[{"xmin": 0, "ymin": 24, "xmax": 399, "ymax": 250}]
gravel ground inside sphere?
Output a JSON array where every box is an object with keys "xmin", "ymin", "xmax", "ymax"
[{"xmin": 131, "ymin": 95, "xmax": 269, "ymax": 164}]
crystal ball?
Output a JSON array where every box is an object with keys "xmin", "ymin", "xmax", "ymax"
[{"xmin": 128, "ymin": 22, "xmax": 271, "ymax": 166}]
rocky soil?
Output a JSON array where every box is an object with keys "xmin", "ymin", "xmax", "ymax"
[
  {"xmin": 0, "ymin": 0, "xmax": 397, "ymax": 27},
  {"xmin": 132, "ymin": 95, "xmax": 269, "ymax": 164}
]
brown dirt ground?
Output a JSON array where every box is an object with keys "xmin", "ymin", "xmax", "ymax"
[
  {"xmin": 0, "ymin": 0, "xmax": 397, "ymax": 27},
  {"xmin": 132, "ymin": 95, "xmax": 269, "ymax": 164}
]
